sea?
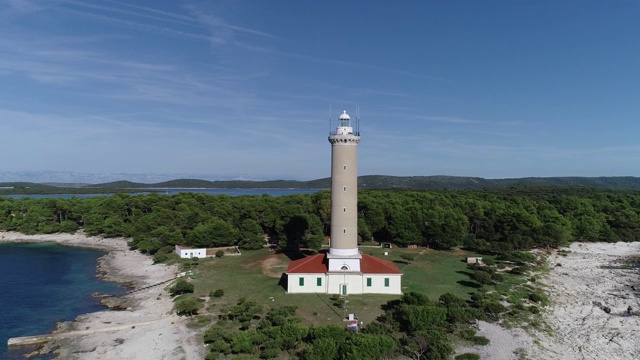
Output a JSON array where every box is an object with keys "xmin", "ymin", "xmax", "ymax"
[
  {"xmin": 0, "ymin": 188, "xmax": 318, "ymax": 359},
  {"xmin": 0, "ymin": 243, "xmax": 125, "ymax": 360}
]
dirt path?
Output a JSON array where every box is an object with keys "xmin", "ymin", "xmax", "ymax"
[{"xmin": 261, "ymin": 254, "xmax": 287, "ymax": 278}]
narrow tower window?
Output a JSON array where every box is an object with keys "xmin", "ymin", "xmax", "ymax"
[
  {"xmin": 343, "ymin": 228, "xmax": 346, "ymax": 234},
  {"xmin": 343, "ymin": 186, "xmax": 347, "ymax": 192},
  {"xmin": 343, "ymin": 207, "xmax": 346, "ymax": 213},
  {"xmin": 343, "ymin": 165, "xmax": 347, "ymax": 171}
]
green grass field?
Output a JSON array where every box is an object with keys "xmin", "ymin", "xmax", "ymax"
[{"xmin": 181, "ymin": 246, "xmax": 489, "ymax": 327}]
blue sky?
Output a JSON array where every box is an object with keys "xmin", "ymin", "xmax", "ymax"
[{"xmin": 1, "ymin": 0, "xmax": 639, "ymax": 181}]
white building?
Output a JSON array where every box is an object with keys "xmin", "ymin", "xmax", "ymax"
[
  {"xmin": 285, "ymin": 110, "xmax": 403, "ymax": 295},
  {"xmin": 174, "ymin": 245, "xmax": 207, "ymax": 259}
]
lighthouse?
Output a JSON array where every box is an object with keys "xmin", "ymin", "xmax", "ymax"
[
  {"xmin": 326, "ymin": 111, "xmax": 362, "ymax": 272},
  {"xmin": 285, "ymin": 110, "xmax": 402, "ymax": 295}
]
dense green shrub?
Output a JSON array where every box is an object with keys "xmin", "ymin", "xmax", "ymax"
[
  {"xmin": 458, "ymin": 329, "xmax": 476, "ymax": 340},
  {"xmin": 210, "ymin": 289, "xmax": 224, "ymax": 298},
  {"xmin": 152, "ymin": 252, "xmax": 168, "ymax": 263},
  {"xmin": 169, "ymin": 278, "xmax": 194, "ymax": 296},
  {"xmin": 472, "ymin": 336, "xmax": 490, "ymax": 345},
  {"xmin": 401, "ymin": 253, "xmax": 416, "ymax": 261},
  {"xmin": 472, "ymin": 271, "xmax": 493, "ymax": 285},
  {"xmin": 500, "ymin": 251, "xmax": 536, "ymax": 263},
  {"xmin": 175, "ymin": 297, "xmax": 202, "ymax": 316},
  {"xmin": 528, "ymin": 292, "xmax": 548, "ymax": 304},
  {"xmin": 455, "ymin": 353, "xmax": 481, "ymax": 360},
  {"xmin": 482, "ymin": 258, "xmax": 495, "ymax": 266},
  {"xmin": 510, "ymin": 266, "xmax": 529, "ymax": 275}
]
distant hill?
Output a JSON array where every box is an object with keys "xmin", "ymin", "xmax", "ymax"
[
  {"xmin": 0, "ymin": 182, "xmax": 55, "ymax": 189},
  {"xmin": 85, "ymin": 176, "xmax": 640, "ymax": 191}
]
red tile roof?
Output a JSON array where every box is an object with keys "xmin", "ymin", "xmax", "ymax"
[
  {"xmin": 286, "ymin": 254, "xmax": 327, "ymax": 273},
  {"xmin": 360, "ymin": 254, "xmax": 403, "ymax": 274},
  {"xmin": 285, "ymin": 253, "xmax": 402, "ymax": 275}
]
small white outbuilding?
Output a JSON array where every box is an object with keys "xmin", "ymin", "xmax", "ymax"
[{"xmin": 175, "ymin": 245, "xmax": 207, "ymax": 259}]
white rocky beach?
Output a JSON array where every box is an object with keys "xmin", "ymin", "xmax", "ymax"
[
  {"xmin": 1, "ymin": 231, "xmax": 204, "ymax": 360},
  {"xmin": 457, "ymin": 242, "xmax": 640, "ymax": 360}
]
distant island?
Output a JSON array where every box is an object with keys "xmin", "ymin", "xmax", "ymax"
[{"xmin": 2, "ymin": 175, "xmax": 640, "ymax": 195}]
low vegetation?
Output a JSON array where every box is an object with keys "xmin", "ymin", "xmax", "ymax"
[{"xmin": 166, "ymin": 246, "xmax": 548, "ymax": 359}]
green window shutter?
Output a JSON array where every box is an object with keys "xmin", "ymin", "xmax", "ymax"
[
  {"xmin": 317, "ymin": 277, "xmax": 322, "ymax": 286},
  {"xmin": 384, "ymin": 278, "xmax": 389, "ymax": 287},
  {"xmin": 366, "ymin": 278, "xmax": 372, "ymax": 287},
  {"xmin": 299, "ymin": 277, "xmax": 304, "ymax": 286}
]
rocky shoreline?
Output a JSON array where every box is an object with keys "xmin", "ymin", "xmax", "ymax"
[
  {"xmin": 1, "ymin": 231, "xmax": 205, "ymax": 359},
  {"xmin": 456, "ymin": 242, "xmax": 640, "ymax": 360}
]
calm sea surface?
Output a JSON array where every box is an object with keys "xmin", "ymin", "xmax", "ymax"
[
  {"xmin": 0, "ymin": 243, "xmax": 125, "ymax": 360},
  {"xmin": 4, "ymin": 188, "xmax": 322, "ymax": 199}
]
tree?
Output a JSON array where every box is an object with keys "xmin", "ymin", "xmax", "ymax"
[
  {"xmin": 472, "ymin": 271, "xmax": 493, "ymax": 285},
  {"xmin": 341, "ymin": 334, "xmax": 396, "ymax": 360},
  {"xmin": 238, "ymin": 218, "xmax": 264, "ymax": 250},
  {"xmin": 170, "ymin": 278, "xmax": 194, "ymax": 296},
  {"xmin": 304, "ymin": 338, "xmax": 339, "ymax": 360},
  {"xmin": 175, "ymin": 297, "xmax": 202, "ymax": 316},
  {"xmin": 187, "ymin": 218, "xmax": 239, "ymax": 248}
]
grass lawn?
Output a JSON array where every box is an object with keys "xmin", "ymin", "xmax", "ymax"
[
  {"xmin": 183, "ymin": 246, "xmax": 488, "ymax": 327},
  {"xmin": 360, "ymin": 246, "xmax": 488, "ymax": 300}
]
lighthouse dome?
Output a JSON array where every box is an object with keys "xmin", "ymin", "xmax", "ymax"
[{"xmin": 339, "ymin": 111, "xmax": 350, "ymax": 120}]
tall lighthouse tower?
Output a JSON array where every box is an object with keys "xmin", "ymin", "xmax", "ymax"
[
  {"xmin": 327, "ymin": 111, "xmax": 361, "ymax": 272},
  {"xmin": 284, "ymin": 109, "xmax": 402, "ymax": 295}
]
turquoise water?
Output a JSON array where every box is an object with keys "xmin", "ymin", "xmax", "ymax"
[{"xmin": 0, "ymin": 243, "xmax": 125, "ymax": 360}]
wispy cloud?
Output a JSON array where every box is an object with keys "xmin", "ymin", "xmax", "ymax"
[
  {"xmin": 0, "ymin": 0, "xmax": 44, "ymax": 16},
  {"xmin": 61, "ymin": 0, "xmax": 199, "ymax": 27},
  {"xmin": 234, "ymin": 42, "xmax": 448, "ymax": 82}
]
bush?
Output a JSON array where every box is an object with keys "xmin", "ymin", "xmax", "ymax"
[
  {"xmin": 482, "ymin": 258, "xmax": 495, "ymax": 266},
  {"xmin": 472, "ymin": 271, "xmax": 493, "ymax": 285},
  {"xmin": 528, "ymin": 292, "xmax": 547, "ymax": 304},
  {"xmin": 210, "ymin": 289, "xmax": 224, "ymax": 298},
  {"xmin": 170, "ymin": 278, "xmax": 194, "ymax": 296},
  {"xmin": 205, "ymin": 351, "xmax": 220, "ymax": 360},
  {"xmin": 490, "ymin": 273, "xmax": 505, "ymax": 283},
  {"xmin": 261, "ymin": 346, "xmax": 280, "ymax": 359},
  {"xmin": 215, "ymin": 250, "xmax": 224, "ymax": 258},
  {"xmin": 472, "ymin": 336, "xmax": 490, "ymax": 345},
  {"xmin": 510, "ymin": 266, "xmax": 529, "ymax": 275},
  {"xmin": 500, "ymin": 251, "xmax": 536, "ymax": 263},
  {"xmin": 209, "ymin": 338, "xmax": 231, "ymax": 355},
  {"xmin": 152, "ymin": 252, "xmax": 168, "ymax": 264},
  {"xmin": 400, "ymin": 254, "xmax": 416, "ymax": 261},
  {"xmin": 469, "ymin": 264, "xmax": 495, "ymax": 274},
  {"xmin": 480, "ymin": 301, "xmax": 507, "ymax": 318},
  {"xmin": 455, "ymin": 353, "xmax": 481, "ymax": 360},
  {"xmin": 175, "ymin": 297, "xmax": 202, "ymax": 316},
  {"xmin": 458, "ymin": 329, "xmax": 476, "ymax": 340}
]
